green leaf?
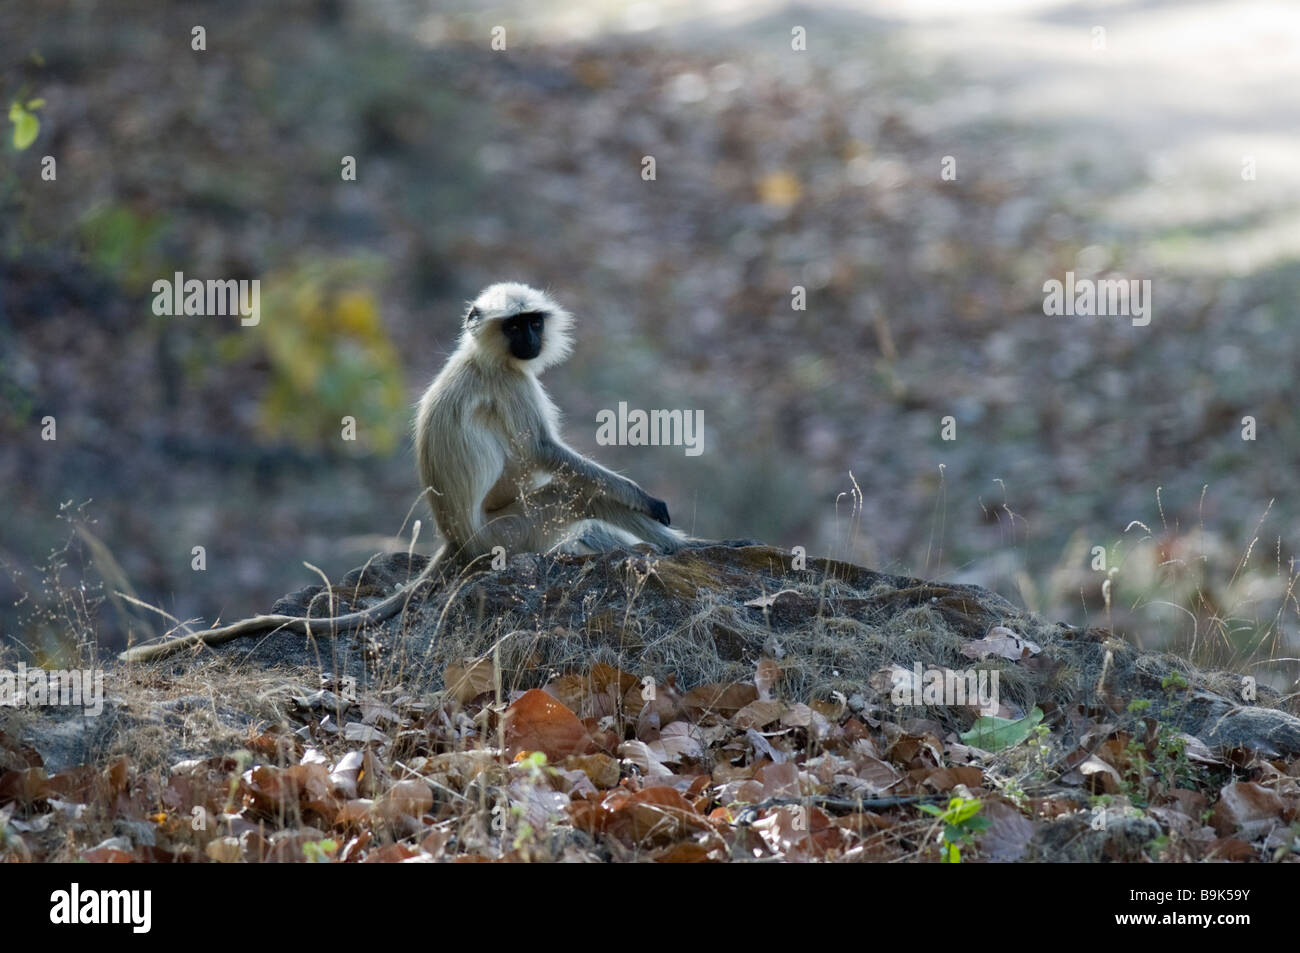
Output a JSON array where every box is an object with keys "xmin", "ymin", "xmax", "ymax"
[
  {"xmin": 25, "ymin": 98, "xmax": 45, "ymax": 110},
  {"xmin": 9, "ymin": 103, "xmax": 39, "ymax": 150},
  {"xmin": 959, "ymin": 706, "xmax": 1045, "ymax": 752},
  {"xmin": 946, "ymin": 798, "xmax": 982, "ymax": 825}
]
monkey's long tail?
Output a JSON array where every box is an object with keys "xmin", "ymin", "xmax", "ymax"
[{"xmin": 117, "ymin": 547, "xmax": 449, "ymax": 664}]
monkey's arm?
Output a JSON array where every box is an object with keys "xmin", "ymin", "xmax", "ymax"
[{"xmin": 535, "ymin": 435, "xmax": 671, "ymax": 525}]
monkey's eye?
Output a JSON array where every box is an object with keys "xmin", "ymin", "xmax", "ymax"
[{"xmin": 529, "ymin": 316, "xmax": 543, "ymax": 332}]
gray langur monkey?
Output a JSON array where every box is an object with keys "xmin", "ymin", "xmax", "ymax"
[
  {"xmin": 120, "ymin": 283, "xmax": 700, "ymax": 663},
  {"xmin": 415, "ymin": 282, "xmax": 686, "ymax": 563}
]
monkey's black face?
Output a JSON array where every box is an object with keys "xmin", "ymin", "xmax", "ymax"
[{"xmin": 501, "ymin": 311, "xmax": 546, "ymax": 361}]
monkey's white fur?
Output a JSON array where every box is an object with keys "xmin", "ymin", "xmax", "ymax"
[{"xmin": 416, "ymin": 282, "xmax": 685, "ymax": 562}]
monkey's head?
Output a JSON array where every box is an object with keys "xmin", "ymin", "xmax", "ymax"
[{"xmin": 463, "ymin": 282, "xmax": 574, "ymax": 373}]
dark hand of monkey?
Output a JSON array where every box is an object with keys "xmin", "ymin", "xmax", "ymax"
[{"xmin": 646, "ymin": 497, "xmax": 671, "ymax": 526}]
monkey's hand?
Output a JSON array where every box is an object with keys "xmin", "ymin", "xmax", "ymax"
[{"xmin": 644, "ymin": 495, "xmax": 671, "ymax": 526}]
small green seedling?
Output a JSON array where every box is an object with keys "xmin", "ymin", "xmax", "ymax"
[
  {"xmin": 9, "ymin": 98, "xmax": 44, "ymax": 150},
  {"xmin": 918, "ymin": 796, "xmax": 990, "ymax": 863}
]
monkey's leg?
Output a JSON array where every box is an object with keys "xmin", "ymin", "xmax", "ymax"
[
  {"xmin": 543, "ymin": 481, "xmax": 686, "ymax": 553},
  {"xmin": 594, "ymin": 508, "xmax": 686, "ymax": 553},
  {"xmin": 473, "ymin": 482, "xmax": 684, "ymax": 556},
  {"xmin": 558, "ymin": 515, "xmax": 758, "ymax": 554},
  {"xmin": 553, "ymin": 521, "xmax": 639, "ymax": 555}
]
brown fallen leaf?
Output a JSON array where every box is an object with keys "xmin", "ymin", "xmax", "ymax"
[
  {"xmin": 0, "ymin": 767, "xmax": 50, "ymax": 809},
  {"xmin": 1211, "ymin": 781, "xmax": 1286, "ymax": 839},
  {"xmin": 651, "ymin": 839, "xmax": 723, "ymax": 863},
  {"xmin": 753, "ymin": 761, "xmax": 802, "ymax": 799},
  {"xmin": 922, "ymin": 765, "xmax": 985, "ymax": 792},
  {"xmin": 503, "ymin": 689, "xmax": 593, "ymax": 760},
  {"xmin": 46, "ymin": 766, "xmax": 101, "ymax": 804},
  {"xmin": 543, "ymin": 674, "xmax": 589, "ymax": 713},
  {"xmin": 341, "ymin": 831, "xmax": 373, "ymax": 862},
  {"xmin": 618, "ymin": 739, "xmax": 673, "ymax": 777},
  {"xmin": 419, "ymin": 829, "xmax": 450, "ymax": 858},
  {"xmin": 590, "ymin": 663, "xmax": 639, "ymax": 697},
  {"xmin": 960, "ymin": 625, "xmax": 1042, "ymax": 660},
  {"xmin": 781, "ymin": 703, "xmax": 822, "ymax": 731},
  {"xmin": 683, "ymin": 682, "xmax": 758, "ymax": 716},
  {"xmin": 869, "ymin": 664, "xmax": 918, "ymax": 701},
  {"xmin": 734, "ymin": 699, "xmax": 785, "ymax": 730},
  {"xmin": 977, "ymin": 799, "xmax": 1036, "ymax": 862},
  {"xmin": 1205, "ymin": 838, "xmax": 1257, "ymax": 861},
  {"xmin": 240, "ymin": 762, "xmax": 339, "ymax": 823},
  {"xmin": 564, "ymin": 753, "xmax": 622, "ymax": 789},
  {"xmin": 444, "ymin": 656, "xmax": 497, "ymax": 706},
  {"xmin": 649, "ymin": 721, "xmax": 704, "ymax": 764},
  {"xmin": 810, "ymin": 697, "xmax": 844, "ymax": 721},
  {"xmin": 359, "ymin": 842, "xmax": 419, "ymax": 863},
  {"xmin": 335, "ymin": 798, "xmax": 375, "ymax": 829},
  {"xmin": 1074, "ymin": 755, "xmax": 1123, "ymax": 794},
  {"xmin": 603, "ymin": 787, "xmax": 713, "ymax": 847},
  {"xmin": 204, "ymin": 837, "xmax": 244, "ymax": 863},
  {"xmin": 626, "ymin": 672, "xmax": 681, "ymax": 724},
  {"xmin": 750, "ymin": 804, "xmax": 845, "ymax": 858},
  {"xmin": 376, "ymin": 779, "xmax": 434, "ymax": 818},
  {"xmin": 840, "ymin": 755, "xmax": 903, "ymax": 796},
  {"xmin": 80, "ymin": 847, "xmax": 135, "ymax": 863}
]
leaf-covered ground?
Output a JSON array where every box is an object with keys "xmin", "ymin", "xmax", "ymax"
[
  {"xmin": 3, "ymin": 657, "xmax": 1296, "ymax": 863},
  {"xmin": 4, "ymin": 546, "xmax": 1298, "ymax": 863}
]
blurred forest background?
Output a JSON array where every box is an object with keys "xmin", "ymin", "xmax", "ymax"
[{"xmin": 2, "ymin": 0, "xmax": 1299, "ymax": 685}]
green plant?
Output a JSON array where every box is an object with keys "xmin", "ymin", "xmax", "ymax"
[
  {"xmin": 1151, "ymin": 726, "xmax": 1193, "ymax": 791},
  {"xmin": 1146, "ymin": 833, "xmax": 1171, "ymax": 860},
  {"xmin": 918, "ymin": 796, "xmax": 990, "ymax": 863},
  {"xmin": 1033, "ymin": 721, "xmax": 1052, "ymax": 774},
  {"xmin": 998, "ymin": 777, "xmax": 1028, "ymax": 810},
  {"xmin": 8, "ymin": 97, "xmax": 43, "ymax": 150},
  {"xmin": 1122, "ymin": 672, "xmax": 1197, "ymax": 805},
  {"xmin": 226, "ymin": 256, "xmax": 406, "ymax": 453},
  {"xmin": 79, "ymin": 203, "xmax": 169, "ymax": 290},
  {"xmin": 1160, "ymin": 672, "xmax": 1189, "ymax": 692},
  {"xmin": 959, "ymin": 706, "xmax": 1044, "ymax": 752},
  {"xmin": 302, "ymin": 838, "xmax": 339, "ymax": 862}
]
